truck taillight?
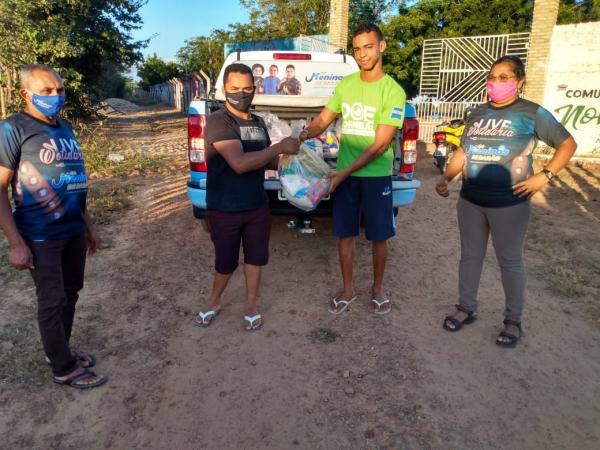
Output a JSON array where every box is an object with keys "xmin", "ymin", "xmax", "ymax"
[
  {"xmin": 400, "ymin": 118, "xmax": 419, "ymax": 173},
  {"xmin": 188, "ymin": 114, "xmax": 207, "ymax": 172}
]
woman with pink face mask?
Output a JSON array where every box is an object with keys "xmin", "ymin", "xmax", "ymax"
[{"xmin": 435, "ymin": 55, "xmax": 577, "ymax": 347}]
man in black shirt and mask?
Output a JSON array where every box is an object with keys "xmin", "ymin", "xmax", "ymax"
[{"xmin": 195, "ymin": 63, "xmax": 299, "ymax": 331}]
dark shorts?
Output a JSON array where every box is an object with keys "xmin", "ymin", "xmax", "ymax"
[
  {"xmin": 332, "ymin": 176, "xmax": 395, "ymax": 242},
  {"xmin": 208, "ymin": 204, "xmax": 271, "ymax": 274}
]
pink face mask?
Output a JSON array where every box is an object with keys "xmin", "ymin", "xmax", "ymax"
[{"xmin": 486, "ymin": 80, "xmax": 518, "ymax": 103}]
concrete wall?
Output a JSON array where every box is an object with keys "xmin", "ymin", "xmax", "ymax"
[
  {"xmin": 543, "ymin": 22, "xmax": 600, "ymax": 155},
  {"xmin": 144, "ymin": 74, "xmax": 205, "ymax": 112}
]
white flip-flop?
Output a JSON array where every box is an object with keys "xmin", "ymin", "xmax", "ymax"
[
  {"xmin": 195, "ymin": 309, "xmax": 220, "ymax": 327},
  {"xmin": 244, "ymin": 314, "xmax": 263, "ymax": 332},
  {"xmin": 371, "ymin": 297, "xmax": 392, "ymax": 315},
  {"xmin": 328, "ymin": 295, "xmax": 357, "ymax": 315}
]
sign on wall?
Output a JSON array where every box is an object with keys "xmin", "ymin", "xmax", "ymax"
[
  {"xmin": 546, "ymin": 81, "xmax": 600, "ymax": 154},
  {"xmin": 543, "ymin": 22, "xmax": 600, "ymax": 155}
]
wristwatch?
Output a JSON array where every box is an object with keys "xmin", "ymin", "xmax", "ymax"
[{"xmin": 542, "ymin": 168, "xmax": 555, "ymax": 181}]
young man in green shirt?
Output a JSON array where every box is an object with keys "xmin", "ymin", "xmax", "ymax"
[{"xmin": 300, "ymin": 23, "xmax": 406, "ymax": 315}]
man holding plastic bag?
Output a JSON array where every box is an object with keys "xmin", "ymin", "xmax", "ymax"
[
  {"xmin": 195, "ymin": 63, "xmax": 299, "ymax": 331},
  {"xmin": 300, "ymin": 23, "xmax": 406, "ymax": 316},
  {"xmin": 278, "ymin": 139, "xmax": 331, "ymax": 211}
]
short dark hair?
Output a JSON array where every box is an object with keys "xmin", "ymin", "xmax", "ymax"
[
  {"xmin": 251, "ymin": 63, "xmax": 264, "ymax": 73},
  {"xmin": 223, "ymin": 63, "xmax": 253, "ymax": 85},
  {"xmin": 353, "ymin": 23, "xmax": 384, "ymax": 41},
  {"xmin": 491, "ymin": 55, "xmax": 526, "ymax": 80},
  {"xmin": 285, "ymin": 64, "xmax": 295, "ymax": 70},
  {"xmin": 269, "ymin": 64, "xmax": 278, "ymax": 70}
]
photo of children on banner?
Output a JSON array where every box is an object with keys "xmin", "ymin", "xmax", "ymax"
[
  {"xmin": 252, "ymin": 63, "xmax": 265, "ymax": 94},
  {"xmin": 277, "ymin": 64, "xmax": 302, "ymax": 95},
  {"xmin": 263, "ymin": 64, "xmax": 280, "ymax": 95}
]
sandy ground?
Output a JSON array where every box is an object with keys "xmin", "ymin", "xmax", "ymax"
[{"xmin": 1, "ymin": 103, "xmax": 599, "ymax": 450}]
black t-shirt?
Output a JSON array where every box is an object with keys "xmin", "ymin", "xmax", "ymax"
[
  {"xmin": 460, "ymin": 98, "xmax": 571, "ymax": 208},
  {"xmin": 204, "ymin": 107, "xmax": 271, "ymax": 211},
  {"xmin": 0, "ymin": 112, "xmax": 87, "ymax": 241}
]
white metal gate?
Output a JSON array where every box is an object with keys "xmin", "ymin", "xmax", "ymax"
[{"xmin": 415, "ymin": 33, "xmax": 530, "ymax": 140}]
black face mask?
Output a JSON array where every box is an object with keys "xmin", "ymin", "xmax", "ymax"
[{"xmin": 225, "ymin": 90, "xmax": 255, "ymax": 112}]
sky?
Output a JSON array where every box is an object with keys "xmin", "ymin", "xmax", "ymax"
[{"xmin": 131, "ymin": 0, "xmax": 250, "ymax": 62}]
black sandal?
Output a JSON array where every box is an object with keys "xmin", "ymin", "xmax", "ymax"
[
  {"xmin": 443, "ymin": 304, "xmax": 477, "ymax": 332},
  {"xmin": 496, "ymin": 319, "xmax": 522, "ymax": 348}
]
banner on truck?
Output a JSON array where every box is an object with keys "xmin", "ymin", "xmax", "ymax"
[{"xmin": 240, "ymin": 61, "xmax": 356, "ymax": 98}]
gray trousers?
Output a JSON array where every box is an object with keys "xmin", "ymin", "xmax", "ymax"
[{"xmin": 457, "ymin": 196, "xmax": 531, "ymax": 322}]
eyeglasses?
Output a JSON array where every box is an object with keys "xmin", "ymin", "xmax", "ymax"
[{"xmin": 486, "ymin": 75, "xmax": 516, "ymax": 83}]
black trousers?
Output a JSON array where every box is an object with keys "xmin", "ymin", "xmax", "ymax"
[{"xmin": 27, "ymin": 234, "xmax": 87, "ymax": 377}]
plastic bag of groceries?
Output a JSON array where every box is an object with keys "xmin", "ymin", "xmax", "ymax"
[
  {"xmin": 317, "ymin": 129, "xmax": 340, "ymax": 155},
  {"xmin": 254, "ymin": 110, "xmax": 291, "ymax": 144},
  {"xmin": 278, "ymin": 139, "xmax": 331, "ymax": 211}
]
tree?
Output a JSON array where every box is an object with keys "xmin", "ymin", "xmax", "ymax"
[
  {"xmin": 0, "ymin": 0, "xmax": 147, "ymax": 117},
  {"xmin": 382, "ymin": 0, "xmax": 599, "ymax": 97},
  {"xmin": 232, "ymin": 0, "xmax": 397, "ymax": 43},
  {"xmin": 177, "ymin": 30, "xmax": 230, "ymax": 83},
  {"xmin": 175, "ymin": 1, "xmax": 332, "ymax": 85},
  {"xmin": 349, "ymin": 0, "xmax": 397, "ymax": 35},
  {"xmin": 137, "ymin": 54, "xmax": 183, "ymax": 89},
  {"xmin": 174, "ymin": 0, "xmax": 599, "ymax": 97},
  {"xmin": 231, "ymin": 0, "xmax": 330, "ymax": 41},
  {"xmin": 558, "ymin": 0, "xmax": 600, "ymax": 23},
  {"xmin": 176, "ymin": 0, "xmax": 398, "ymax": 84},
  {"xmin": 94, "ymin": 63, "xmax": 137, "ymax": 99}
]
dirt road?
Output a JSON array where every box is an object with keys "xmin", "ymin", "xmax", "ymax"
[{"xmin": 1, "ymin": 103, "xmax": 599, "ymax": 450}]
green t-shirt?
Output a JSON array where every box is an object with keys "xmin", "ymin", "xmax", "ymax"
[{"xmin": 326, "ymin": 72, "xmax": 406, "ymax": 177}]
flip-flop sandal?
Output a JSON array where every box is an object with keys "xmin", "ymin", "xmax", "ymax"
[
  {"xmin": 53, "ymin": 368, "xmax": 108, "ymax": 390},
  {"xmin": 74, "ymin": 351, "xmax": 96, "ymax": 368},
  {"xmin": 443, "ymin": 304, "xmax": 477, "ymax": 332},
  {"xmin": 195, "ymin": 309, "xmax": 220, "ymax": 328},
  {"xmin": 45, "ymin": 351, "xmax": 96, "ymax": 368},
  {"xmin": 244, "ymin": 314, "xmax": 263, "ymax": 332},
  {"xmin": 371, "ymin": 297, "xmax": 392, "ymax": 315},
  {"xmin": 328, "ymin": 296, "xmax": 357, "ymax": 315},
  {"xmin": 496, "ymin": 319, "xmax": 522, "ymax": 348}
]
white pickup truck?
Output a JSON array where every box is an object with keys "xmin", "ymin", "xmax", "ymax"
[{"xmin": 186, "ymin": 50, "xmax": 420, "ymax": 228}]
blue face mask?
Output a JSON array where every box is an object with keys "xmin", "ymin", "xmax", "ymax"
[{"xmin": 29, "ymin": 91, "xmax": 66, "ymax": 117}]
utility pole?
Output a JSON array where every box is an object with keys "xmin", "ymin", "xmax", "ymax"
[
  {"xmin": 524, "ymin": 0, "xmax": 560, "ymax": 104},
  {"xmin": 329, "ymin": 0, "xmax": 350, "ymax": 52}
]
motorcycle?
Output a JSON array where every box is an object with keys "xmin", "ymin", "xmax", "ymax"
[{"xmin": 432, "ymin": 118, "xmax": 465, "ymax": 174}]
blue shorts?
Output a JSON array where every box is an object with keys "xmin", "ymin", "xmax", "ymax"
[{"xmin": 332, "ymin": 176, "xmax": 395, "ymax": 242}]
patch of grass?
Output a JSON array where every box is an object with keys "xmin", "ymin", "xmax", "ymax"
[
  {"xmin": 73, "ymin": 122, "xmax": 166, "ymax": 178},
  {"xmin": 538, "ymin": 259, "xmax": 599, "ymax": 299},
  {"xmin": 87, "ymin": 182, "xmax": 136, "ymax": 226},
  {"xmin": 0, "ymin": 235, "xmax": 29, "ymax": 285},
  {"xmin": 0, "ymin": 319, "xmax": 46, "ymax": 386},
  {"xmin": 308, "ymin": 327, "xmax": 339, "ymax": 344}
]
